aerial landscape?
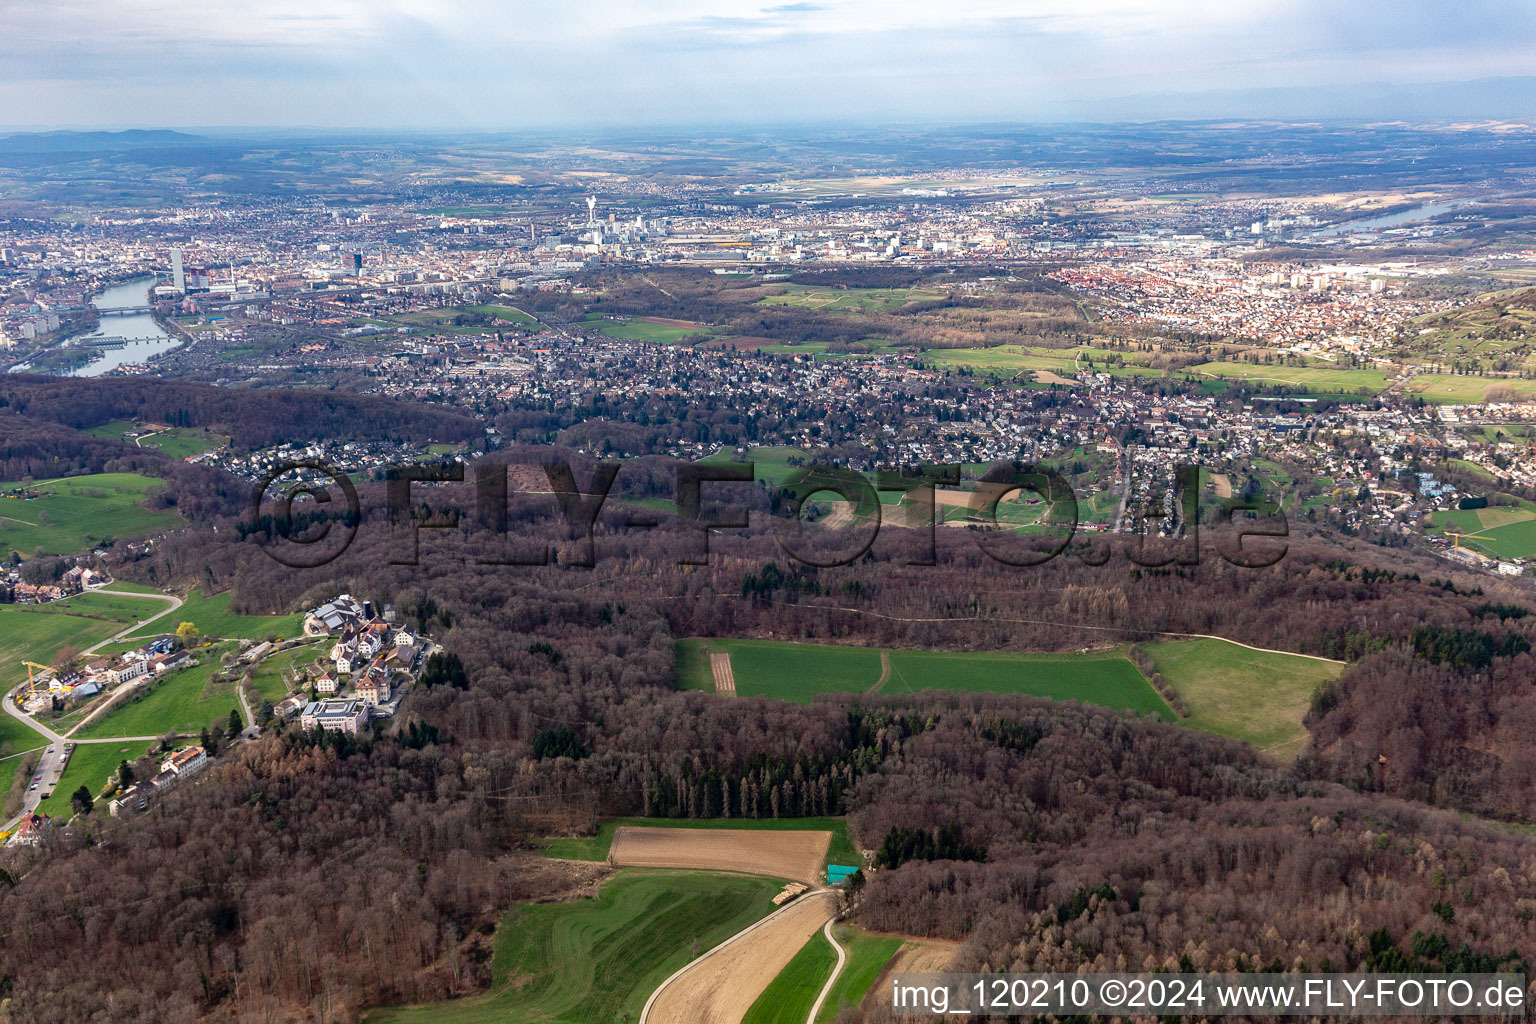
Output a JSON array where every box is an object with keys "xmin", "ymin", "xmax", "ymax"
[{"xmin": 6, "ymin": 1, "xmax": 1536, "ymax": 1022}]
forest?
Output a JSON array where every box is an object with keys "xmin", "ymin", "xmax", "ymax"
[
  {"xmin": 0, "ymin": 376, "xmax": 481, "ymax": 451},
  {"xmin": 3, "ymin": 381, "xmax": 1536, "ymax": 1021}
]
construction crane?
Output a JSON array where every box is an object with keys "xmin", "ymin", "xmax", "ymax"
[
  {"xmin": 1448, "ymin": 531, "xmax": 1496, "ymax": 554},
  {"xmin": 20, "ymin": 661, "xmax": 53, "ymax": 692}
]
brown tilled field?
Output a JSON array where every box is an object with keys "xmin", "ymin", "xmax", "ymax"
[
  {"xmin": 610, "ymin": 826, "xmax": 830, "ymax": 884},
  {"xmin": 709, "ymin": 651, "xmax": 736, "ymax": 695},
  {"xmin": 644, "ymin": 889, "xmax": 838, "ymax": 1024},
  {"xmin": 863, "ymin": 937, "xmax": 961, "ymax": 1016}
]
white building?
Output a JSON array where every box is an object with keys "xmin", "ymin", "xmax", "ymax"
[{"xmin": 300, "ymin": 699, "xmax": 369, "ymax": 734}]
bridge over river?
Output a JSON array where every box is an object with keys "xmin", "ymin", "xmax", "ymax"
[{"xmin": 81, "ymin": 336, "xmax": 162, "ymax": 349}]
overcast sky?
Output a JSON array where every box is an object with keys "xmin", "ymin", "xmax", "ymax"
[{"xmin": 4, "ymin": 0, "xmax": 1536, "ymax": 129}]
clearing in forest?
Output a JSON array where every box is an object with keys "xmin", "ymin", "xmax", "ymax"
[
  {"xmin": 709, "ymin": 651, "xmax": 736, "ymax": 696},
  {"xmin": 609, "ymin": 826, "xmax": 831, "ymax": 885}
]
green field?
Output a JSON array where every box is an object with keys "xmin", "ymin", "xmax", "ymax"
[
  {"xmin": 462, "ymin": 304, "xmax": 539, "ymax": 327},
  {"xmin": 743, "ymin": 922, "xmax": 912, "ymax": 1024},
  {"xmin": 698, "ymin": 445, "xmax": 817, "ymax": 492},
  {"xmin": 124, "ymin": 588, "xmax": 304, "ymax": 642},
  {"xmin": 698, "ymin": 445, "xmax": 917, "ymax": 505},
  {"xmin": 82, "ymin": 421, "xmax": 226, "ymax": 460},
  {"xmin": 925, "ymin": 344, "xmax": 1165, "ymax": 380},
  {"xmin": 96, "ymin": 580, "xmax": 167, "ymax": 595},
  {"xmin": 1428, "ymin": 502, "xmax": 1536, "ymax": 559},
  {"xmin": 1409, "ymin": 375, "xmax": 1536, "ymax": 404},
  {"xmin": 34, "ymin": 740, "xmax": 154, "ymax": 819},
  {"xmin": 744, "ymin": 928, "xmax": 838, "ymax": 1024},
  {"xmin": 1140, "ymin": 638, "xmax": 1343, "ymax": 759},
  {"xmin": 0, "ymin": 592, "xmax": 155, "ymax": 700},
  {"xmin": 582, "ymin": 314, "xmax": 710, "ymax": 343},
  {"xmin": 245, "ymin": 645, "xmax": 318, "ymax": 705},
  {"xmin": 1455, "ymin": 519, "xmax": 1536, "ymax": 560},
  {"xmin": 679, "ymin": 639, "xmax": 882, "ymax": 701},
  {"xmin": 75, "ymin": 649, "xmax": 240, "ymax": 739},
  {"xmin": 675, "ymin": 639, "xmax": 716, "ymax": 692},
  {"xmin": 0, "ymin": 472, "xmax": 181, "ymax": 558},
  {"xmin": 812, "ymin": 926, "xmax": 907, "ymax": 1022},
  {"xmin": 540, "ymin": 816, "xmax": 859, "ymax": 871},
  {"xmin": 366, "ymin": 870, "xmax": 781, "ymax": 1024},
  {"xmin": 681, "ymin": 636, "xmax": 1347, "ymax": 755},
  {"xmin": 882, "ymin": 648, "xmax": 1173, "ymax": 719},
  {"xmin": 1188, "ymin": 362, "xmax": 1388, "ymax": 392},
  {"xmin": 757, "ymin": 284, "xmax": 945, "ymax": 313},
  {"xmin": 679, "ymin": 638, "xmax": 1172, "ymax": 719}
]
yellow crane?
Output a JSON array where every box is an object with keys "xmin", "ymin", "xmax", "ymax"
[
  {"xmin": 1449, "ymin": 531, "xmax": 1496, "ymax": 554},
  {"xmin": 20, "ymin": 661, "xmax": 53, "ymax": 692}
]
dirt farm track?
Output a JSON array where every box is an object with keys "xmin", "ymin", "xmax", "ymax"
[
  {"xmin": 642, "ymin": 889, "xmax": 839, "ymax": 1024},
  {"xmin": 609, "ymin": 826, "xmax": 831, "ymax": 885}
]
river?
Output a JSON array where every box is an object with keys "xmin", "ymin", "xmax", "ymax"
[{"xmin": 61, "ymin": 276, "xmax": 184, "ymax": 376}]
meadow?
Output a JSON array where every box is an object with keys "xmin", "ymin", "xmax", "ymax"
[
  {"xmin": 75, "ymin": 649, "xmax": 242, "ymax": 739},
  {"xmin": 81, "ymin": 420, "xmax": 226, "ymax": 460},
  {"xmin": 123, "ymin": 588, "xmax": 305, "ymax": 642},
  {"xmin": 756, "ymin": 283, "xmax": 945, "ymax": 313},
  {"xmin": 244, "ymin": 645, "xmax": 319, "ymax": 705},
  {"xmin": 0, "ymin": 472, "xmax": 181, "ymax": 558},
  {"xmin": 679, "ymin": 639, "xmax": 883, "ymax": 701},
  {"xmin": 809, "ymin": 926, "xmax": 907, "ymax": 1022},
  {"xmin": 1139, "ymin": 638, "xmax": 1343, "ymax": 759},
  {"xmin": 0, "ymin": 592, "xmax": 153, "ymax": 696},
  {"xmin": 1187, "ymin": 361, "xmax": 1388, "ymax": 392},
  {"xmin": 679, "ymin": 635, "xmax": 1348, "ymax": 756},
  {"xmin": 581, "ymin": 314, "xmax": 710, "ymax": 343},
  {"xmin": 364, "ymin": 870, "xmax": 781, "ymax": 1024},
  {"xmin": 743, "ymin": 928, "xmax": 837, "ymax": 1024},
  {"xmin": 35, "ymin": 740, "xmax": 154, "ymax": 818},
  {"xmin": 462, "ymin": 304, "xmax": 539, "ymax": 327},
  {"xmin": 1409, "ymin": 375, "xmax": 1536, "ymax": 404},
  {"xmin": 925, "ymin": 344, "xmax": 1164, "ymax": 379},
  {"xmin": 882, "ymin": 647, "xmax": 1173, "ymax": 719},
  {"xmin": 1428, "ymin": 502, "xmax": 1536, "ymax": 559},
  {"xmin": 678, "ymin": 638, "xmax": 1173, "ymax": 719}
]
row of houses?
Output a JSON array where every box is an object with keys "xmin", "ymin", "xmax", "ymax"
[
  {"xmin": 23, "ymin": 637, "xmax": 188, "ymax": 712},
  {"xmin": 108, "ymin": 745, "xmax": 209, "ymax": 817},
  {"xmin": 11, "ymin": 745, "xmax": 212, "ymax": 841},
  {"xmin": 0, "ymin": 566, "xmax": 111, "ymax": 605}
]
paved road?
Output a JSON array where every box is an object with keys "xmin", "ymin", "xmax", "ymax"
[
  {"xmin": 0, "ymin": 587, "xmax": 185, "ymax": 834},
  {"xmin": 640, "ymin": 888, "xmax": 838, "ymax": 1024},
  {"xmin": 805, "ymin": 917, "xmax": 847, "ymax": 1024},
  {"xmin": 80, "ymin": 588, "xmax": 183, "ymax": 657}
]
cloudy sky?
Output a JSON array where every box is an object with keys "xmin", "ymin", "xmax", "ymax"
[{"xmin": 3, "ymin": 0, "xmax": 1535, "ymax": 129}]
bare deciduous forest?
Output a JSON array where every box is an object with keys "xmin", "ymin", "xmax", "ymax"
[{"xmin": 3, "ymin": 383, "xmax": 1536, "ymax": 1022}]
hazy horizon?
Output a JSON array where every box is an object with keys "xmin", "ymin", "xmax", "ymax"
[{"xmin": 5, "ymin": 0, "xmax": 1536, "ymax": 129}]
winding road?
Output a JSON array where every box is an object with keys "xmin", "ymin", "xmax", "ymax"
[
  {"xmin": 804, "ymin": 918, "xmax": 847, "ymax": 1024},
  {"xmin": 1, "ymin": 587, "xmax": 185, "ymax": 833}
]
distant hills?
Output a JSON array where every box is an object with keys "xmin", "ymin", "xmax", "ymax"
[{"xmin": 0, "ymin": 129, "xmax": 206, "ymax": 153}]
